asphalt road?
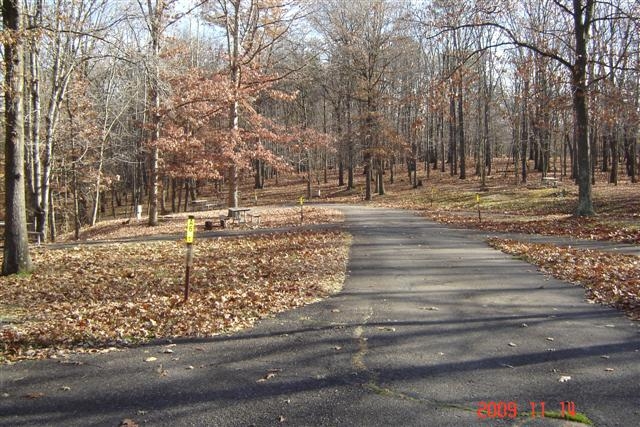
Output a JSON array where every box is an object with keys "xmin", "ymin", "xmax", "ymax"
[{"xmin": 2, "ymin": 206, "xmax": 639, "ymax": 427}]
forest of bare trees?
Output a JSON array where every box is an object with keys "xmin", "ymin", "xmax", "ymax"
[{"xmin": 2, "ymin": 0, "xmax": 639, "ymax": 273}]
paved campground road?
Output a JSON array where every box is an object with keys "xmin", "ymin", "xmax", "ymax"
[{"xmin": 2, "ymin": 206, "xmax": 639, "ymax": 426}]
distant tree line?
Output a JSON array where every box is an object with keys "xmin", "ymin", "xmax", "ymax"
[{"xmin": 2, "ymin": 0, "xmax": 639, "ymax": 274}]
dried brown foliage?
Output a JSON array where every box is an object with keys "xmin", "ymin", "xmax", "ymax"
[{"xmin": 0, "ymin": 230, "xmax": 350, "ymax": 362}]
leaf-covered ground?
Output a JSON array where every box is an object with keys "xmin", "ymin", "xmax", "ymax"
[
  {"xmin": 427, "ymin": 213, "xmax": 640, "ymax": 244},
  {"xmin": 0, "ymin": 230, "xmax": 350, "ymax": 362},
  {"xmin": 488, "ymin": 238, "xmax": 640, "ymax": 320},
  {"xmin": 317, "ymin": 162, "xmax": 638, "ymax": 244},
  {"xmin": 59, "ymin": 206, "xmax": 343, "ymax": 242},
  {"xmin": 357, "ymin": 171, "xmax": 640, "ymax": 244}
]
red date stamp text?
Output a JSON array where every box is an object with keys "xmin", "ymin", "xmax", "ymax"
[{"xmin": 477, "ymin": 401, "xmax": 577, "ymax": 419}]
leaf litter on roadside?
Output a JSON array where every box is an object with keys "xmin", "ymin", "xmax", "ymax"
[
  {"xmin": 0, "ymin": 231, "xmax": 350, "ymax": 362},
  {"xmin": 488, "ymin": 238, "xmax": 640, "ymax": 320}
]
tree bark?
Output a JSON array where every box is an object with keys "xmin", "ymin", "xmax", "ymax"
[
  {"xmin": 521, "ymin": 79, "xmax": 529, "ymax": 183},
  {"xmin": 2, "ymin": 0, "xmax": 33, "ymax": 275},
  {"xmin": 457, "ymin": 80, "xmax": 466, "ymax": 179},
  {"xmin": 147, "ymin": 0, "xmax": 161, "ymax": 226},
  {"xmin": 571, "ymin": 0, "xmax": 595, "ymax": 216}
]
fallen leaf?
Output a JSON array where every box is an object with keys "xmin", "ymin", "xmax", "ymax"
[
  {"xmin": 546, "ymin": 337, "xmax": 554, "ymax": 341},
  {"xmin": 377, "ymin": 327, "xmax": 396, "ymax": 332},
  {"xmin": 559, "ymin": 375, "xmax": 572, "ymax": 383},
  {"xmin": 0, "ymin": 227, "xmax": 350, "ymax": 363},
  {"xmin": 119, "ymin": 419, "xmax": 139, "ymax": 427},
  {"xmin": 279, "ymin": 415, "xmax": 286, "ymax": 423},
  {"xmin": 604, "ymin": 368, "xmax": 615, "ymax": 372},
  {"xmin": 60, "ymin": 386, "xmax": 71, "ymax": 391},
  {"xmin": 257, "ymin": 369, "xmax": 281, "ymax": 382},
  {"xmin": 508, "ymin": 342, "xmax": 517, "ymax": 347},
  {"xmin": 333, "ymin": 346, "xmax": 342, "ymax": 351},
  {"xmin": 23, "ymin": 392, "xmax": 45, "ymax": 399}
]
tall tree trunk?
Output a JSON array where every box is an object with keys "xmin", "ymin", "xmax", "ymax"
[
  {"xmin": 3, "ymin": 0, "xmax": 33, "ymax": 275},
  {"xmin": 48, "ymin": 188, "xmax": 56, "ymax": 241},
  {"xmin": 147, "ymin": 3, "xmax": 161, "ymax": 226},
  {"xmin": 27, "ymin": 2, "xmax": 42, "ymax": 230},
  {"xmin": 347, "ymin": 96, "xmax": 354, "ymax": 189},
  {"xmin": 254, "ymin": 159, "xmax": 263, "ymax": 189},
  {"xmin": 521, "ymin": 79, "xmax": 529, "ymax": 183},
  {"xmin": 160, "ymin": 177, "xmax": 167, "ymax": 215},
  {"xmin": 572, "ymin": 0, "xmax": 595, "ymax": 216},
  {"xmin": 306, "ymin": 152, "xmax": 312, "ymax": 199},
  {"xmin": 39, "ymin": 20, "xmax": 68, "ymax": 241},
  {"xmin": 457, "ymin": 81, "xmax": 466, "ymax": 179},
  {"xmin": 609, "ymin": 130, "xmax": 619, "ymax": 184},
  {"xmin": 627, "ymin": 129, "xmax": 637, "ymax": 183},
  {"xmin": 72, "ymin": 155, "xmax": 81, "ymax": 240},
  {"xmin": 449, "ymin": 93, "xmax": 456, "ymax": 176},
  {"xmin": 336, "ymin": 103, "xmax": 345, "ymax": 186},
  {"xmin": 590, "ymin": 124, "xmax": 597, "ymax": 185},
  {"xmin": 90, "ymin": 139, "xmax": 105, "ymax": 226},
  {"xmin": 347, "ymin": 153, "xmax": 354, "ymax": 189},
  {"xmin": 365, "ymin": 159, "xmax": 372, "ymax": 201},
  {"xmin": 377, "ymin": 167, "xmax": 384, "ymax": 196},
  {"xmin": 601, "ymin": 131, "xmax": 609, "ymax": 172},
  {"xmin": 439, "ymin": 114, "xmax": 445, "ymax": 172},
  {"xmin": 226, "ymin": 1, "xmax": 241, "ymax": 208}
]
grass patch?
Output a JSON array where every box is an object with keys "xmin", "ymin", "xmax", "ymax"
[{"xmin": 518, "ymin": 410, "xmax": 593, "ymax": 425}]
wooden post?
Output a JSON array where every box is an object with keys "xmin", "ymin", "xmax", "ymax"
[
  {"xmin": 476, "ymin": 193, "xmax": 482, "ymax": 223},
  {"xmin": 184, "ymin": 215, "xmax": 195, "ymax": 302},
  {"xmin": 299, "ymin": 196, "xmax": 305, "ymax": 225}
]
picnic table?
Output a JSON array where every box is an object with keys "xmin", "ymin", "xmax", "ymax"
[
  {"xmin": 228, "ymin": 207, "xmax": 251, "ymax": 223},
  {"xmin": 0, "ymin": 221, "xmax": 44, "ymax": 245},
  {"xmin": 189, "ymin": 200, "xmax": 215, "ymax": 211},
  {"xmin": 217, "ymin": 208, "xmax": 261, "ymax": 228}
]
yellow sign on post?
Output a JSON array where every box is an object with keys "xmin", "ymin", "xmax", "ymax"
[
  {"xmin": 299, "ymin": 196, "xmax": 305, "ymax": 206},
  {"xmin": 186, "ymin": 216, "xmax": 195, "ymax": 244},
  {"xmin": 184, "ymin": 215, "xmax": 196, "ymax": 302},
  {"xmin": 476, "ymin": 194, "xmax": 481, "ymax": 203}
]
